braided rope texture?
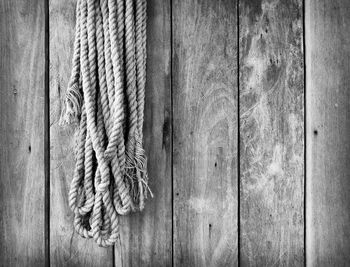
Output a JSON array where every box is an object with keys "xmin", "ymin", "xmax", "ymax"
[{"xmin": 61, "ymin": 0, "xmax": 150, "ymax": 247}]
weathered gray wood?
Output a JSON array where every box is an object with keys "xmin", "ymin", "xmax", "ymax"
[
  {"xmin": 239, "ymin": 0, "xmax": 304, "ymax": 265},
  {"xmin": 49, "ymin": 0, "xmax": 113, "ymax": 265},
  {"xmin": 305, "ymin": 1, "xmax": 350, "ymax": 266},
  {"xmin": 116, "ymin": 0, "xmax": 172, "ymax": 266},
  {"xmin": 0, "ymin": 1, "xmax": 46, "ymax": 266},
  {"xmin": 173, "ymin": 1, "xmax": 238, "ymax": 266}
]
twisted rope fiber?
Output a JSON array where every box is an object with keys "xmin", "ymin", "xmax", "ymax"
[{"xmin": 61, "ymin": 0, "xmax": 150, "ymax": 247}]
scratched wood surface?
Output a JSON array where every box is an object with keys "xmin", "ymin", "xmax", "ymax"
[
  {"xmin": 3, "ymin": 0, "xmax": 350, "ymax": 266},
  {"xmin": 49, "ymin": 0, "xmax": 113, "ymax": 265},
  {"xmin": 239, "ymin": 0, "xmax": 304, "ymax": 265},
  {"xmin": 116, "ymin": 0, "xmax": 172, "ymax": 266},
  {"xmin": 305, "ymin": 0, "xmax": 350, "ymax": 266},
  {"xmin": 172, "ymin": 1, "xmax": 238, "ymax": 266},
  {"xmin": 0, "ymin": 1, "xmax": 46, "ymax": 266}
]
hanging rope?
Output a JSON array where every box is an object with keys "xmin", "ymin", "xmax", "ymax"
[{"xmin": 60, "ymin": 0, "xmax": 151, "ymax": 247}]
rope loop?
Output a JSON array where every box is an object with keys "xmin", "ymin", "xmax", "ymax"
[{"xmin": 63, "ymin": 0, "xmax": 150, "ymax": 247}]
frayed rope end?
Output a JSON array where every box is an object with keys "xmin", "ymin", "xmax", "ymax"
[
  {"xmin": 124, "ymin": 135, "xmax": 153, "ymax": 211},
  {"xmin": 59, "ymin": 84, "xmax": 83, "ymax": 126}
]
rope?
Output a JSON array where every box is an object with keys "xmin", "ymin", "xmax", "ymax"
[{"xmin": 61, "ymin": 0, "xmax": 151, "ymax": 247}]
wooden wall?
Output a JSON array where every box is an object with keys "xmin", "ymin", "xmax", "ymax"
[
  {"xmin": 173, "ymin": 1, "xmax": 238, "ymax": 265},
  {"xmin": 0, "ymin": 1, "xmax": 46, "ymax": 266},
  {"xmin": 0, "ymin": 0, "xmax": 349, "ymax": 266},
  {"xmin": 305, "ymin": 1, "xmax": 350, "ymax": 266},
  {"xmin": 239, "ymin": 1, "xmax": 304, "ymax": 265}
]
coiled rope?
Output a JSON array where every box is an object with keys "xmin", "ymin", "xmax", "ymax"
[{"xmin": 61, "ymin": 0, "xmax": 151, "ymax": 247}]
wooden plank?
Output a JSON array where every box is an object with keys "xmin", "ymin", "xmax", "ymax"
[
  {"xmin": 173, "ymin": 1, "xmax": 238, "ymax": 265},
  {"xmin": 305, "ymin": 1, "xmax": 350, "ymax": 265},
  {"xmin": 239, "ymin": 0, "xmax": 304, "ymax": 265},
  {"xmin": 0, "ymin": 1, "xmax": 46, "ymax": 266},
  {"xmin": 49, "ymin": 0, "xmax": 113, "ymax": 265},
  {"xmin": 116, "ymin": 0, "xmax": 172, "ymax": 266}
]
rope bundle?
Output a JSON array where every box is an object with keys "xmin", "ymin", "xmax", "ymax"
[{"xmin": 61, "ymin": 0, "xmax": 150, "ymax": 247}]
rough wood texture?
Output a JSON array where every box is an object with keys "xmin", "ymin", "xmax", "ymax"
[
  {"xmin": 4, "ymin": 0, "xmax": 350, "ymax": 265},
  {"xmin": 116, "ymin": 0, "xmax": 172, "ymax": 266},
  {"xmin": 49, "ymin": 0, "xmax": 113, "ymax": 265},
  {"xmin": 173, "ymin": 1, "xmax": 238, "ymax": 266},
  {"xmin": 239, "ymin": 0, "xmax": 304, "ymax": 265},
  {"xmin": 306, "ymin": 1, "xmax": 350, "ymax": 266},
  {"xmin": 0, "ymin": 1, "xmax": 46, "ymax": 266}
]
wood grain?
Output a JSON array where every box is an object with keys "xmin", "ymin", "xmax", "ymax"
[
  {"xmin": 239, "ymin": 0, "xmax": 304, "ymax": 265},
  {"xmin": 305, "ymin": 1, "xmax": 350, "ymax": 266},
  {"xmin": 49, "ymin": 0, "xmax": 113, "ymax": 265},
  {"xmin": 116, "ymin": 0, "xmax": 172, "ymax": 266},
  {"xmin": 0, "ymin": 1, "xmax": 46, "ymax": 266},
  {"xmin": 5, "ymin": 0, "xmax": 350, "ymax": 264},
  {"xmin": 173, "ymin": 1, "xmax": 238, "ymax": 266}
]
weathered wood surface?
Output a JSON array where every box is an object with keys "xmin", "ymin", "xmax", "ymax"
[
  {"xmin": 4, "ymin": 0, "xmax": 350, "ymax": 265},
  {"xmin": 173, "ymin": 1, "xmax": 238, "ymax": 266},
  {"xmin": 116, "ymin": 0, "xmax": 172, "ymax": 266},
  {"xmin": 0, "ymin": 1, "xmax": 46, "ymax": 266},
  {"xmin": 239, "ymin": 0, "xmax": 304, "ymax": 265},
  {"xmin": 49, "ymin": 0, "xmax": 113, "ymax": 265},
  {"xmin": 305, "ymin": 1, "xmax": 350, "ymax": 266}
]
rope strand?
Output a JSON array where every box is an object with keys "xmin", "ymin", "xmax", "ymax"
[{"xmin": 63, "ymin": 0, "xmax": 150, "ymax": 247}]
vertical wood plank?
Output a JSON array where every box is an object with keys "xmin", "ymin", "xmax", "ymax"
[
  {"xmin": 306, "ymin": 1, "xmax": 350, "ymax": 265},
  {"xmin": 115, "ymin": 0, "xmax": 172, "ymax": 266},
  {"xmin": 239, "ymin": 0, "xmax": 304, "ymax": 265},
  {"xmin": 49, "ymin": 0, "xmax": 113, "ymax": 265},
  {"xmin": 173, "ymin": 1, "xmax": 238, "ymax": 265},
  {"xmin": 0, "ymin": 1, "xmax": 46, "ymax": 266}
]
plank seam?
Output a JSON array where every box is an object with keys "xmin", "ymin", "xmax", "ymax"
[
  {"xmin": 302, "ymin": 0, "xmax": 307, "ymax": 266},
  {"xmin": 170, "ymin": 0, "xmax": 174, "ymax": 266},
  {"xmin": 237, "ymin": 0, "xmax": 241, "ymax": 266},
  {"xmin": 112, "ymin": 241, "xmax": 115, "ymax": 266},
  {"xmin": 44, "ymin": 0, "xmax": 50, "ymax": 265}
]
